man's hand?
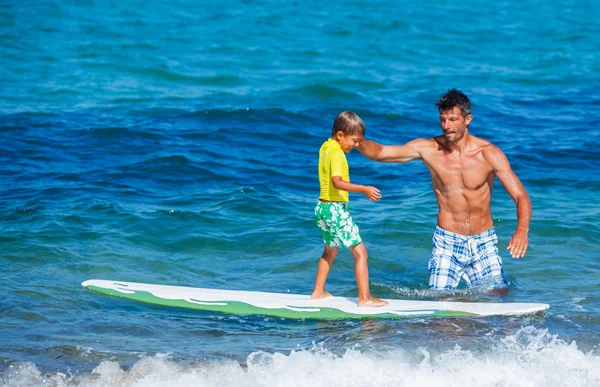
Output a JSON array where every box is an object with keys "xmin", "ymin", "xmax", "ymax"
[
  {"xmin": 507, "ymin": 227, "xmax": 528, "ymax": 258},
  {"xmin": 362, "ymin": 186, "xmax": 381, "ymax": 202}
]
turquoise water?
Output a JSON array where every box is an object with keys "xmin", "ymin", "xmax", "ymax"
[{"xmin": 1, "ymin": 1, "xmax": 600, "ymax": 385}]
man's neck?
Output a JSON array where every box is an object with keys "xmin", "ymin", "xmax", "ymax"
[{"xmin": 447, "ymin": 129, "xmax": 471, "ymax": 153}]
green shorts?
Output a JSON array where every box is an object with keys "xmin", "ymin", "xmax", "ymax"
[{"xmin": 314, "ymin": 201, "xmax": 362, "ymax": 248}]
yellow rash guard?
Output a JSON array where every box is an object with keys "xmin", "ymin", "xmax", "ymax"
[{"xmin": 318, "ymin": 138, "xmax": 349, "ymax": 202}]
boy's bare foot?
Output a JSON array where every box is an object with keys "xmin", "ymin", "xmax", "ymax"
[
  {"xmin": 358, "ymin": 297, "xmax": 388, "ymax": 307},
  {"xmin": 311, "ymin": 291, "xmax": 333, "ymax": 299}
]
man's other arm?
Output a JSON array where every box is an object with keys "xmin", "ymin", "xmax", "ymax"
[{"xmin": 485, "ymin": 145, "xmax": 532, "ymax": 259}]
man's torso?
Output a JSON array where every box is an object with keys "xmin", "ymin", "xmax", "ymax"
[{"xmin": 419, "ymin": 135, "xmax": 496, "ymax": 235}]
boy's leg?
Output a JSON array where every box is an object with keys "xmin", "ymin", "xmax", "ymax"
[
  {"xmin": 311, "ymin": 244, "xmax": 338, "ymax": 299},
  {"xmin": 349, "ymin": 242, "xmax": 388, "ymax": 307}
]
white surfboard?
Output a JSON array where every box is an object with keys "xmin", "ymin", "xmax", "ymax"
[{"xmin": 82, "ymin": 279, "xmax": 549, "ymax": 319}]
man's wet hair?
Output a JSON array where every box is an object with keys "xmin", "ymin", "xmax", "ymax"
[
  {"xmin": 332, "ymin": 111, "xmax": 366, "ymax": 137},
  {"xmin": 436, "ymin": 89, "xmax": 472, "ymax": 117}
]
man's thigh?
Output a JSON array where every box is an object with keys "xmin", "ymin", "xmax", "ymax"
[{"xmin": 428, "ymin": 254, "xmax": 463, "ymax": 290}]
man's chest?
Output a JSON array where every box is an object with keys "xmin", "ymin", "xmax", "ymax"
[{"xmin": 425, "ymin": 153, "xmax": 494, "ymax": 191}]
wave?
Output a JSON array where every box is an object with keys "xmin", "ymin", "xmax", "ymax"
[{"xmin": 2, "ymin": 327, "xmax": 598, "ymax": 387}]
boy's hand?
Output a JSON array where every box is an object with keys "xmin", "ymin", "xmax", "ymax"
[{"xmin": 363, "ymin": 186, "xmax": 381, "ymax": 201}]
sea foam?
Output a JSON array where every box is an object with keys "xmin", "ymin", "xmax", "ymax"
[{"xmin": 2, "ymin": 327, "xmax": 598, "ymax": 387}]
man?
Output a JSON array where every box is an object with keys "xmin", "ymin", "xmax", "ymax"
[{"xmin": 358, "ymin": 89, "xmax": 531, "ymax": 291}]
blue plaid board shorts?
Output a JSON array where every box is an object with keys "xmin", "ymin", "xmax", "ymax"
[{"xmin": 428, "ymin": 226, "xmax": 509, "ymax": 290}]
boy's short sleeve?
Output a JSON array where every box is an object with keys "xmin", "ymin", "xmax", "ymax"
[{"xmin": 328, "ymin": 146, "xmax": 345, "ymax": 178}]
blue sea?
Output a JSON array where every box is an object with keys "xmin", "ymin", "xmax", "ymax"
[{"xmin": 1, "ymin": 1, "xmax": 600, "ymax": 386}]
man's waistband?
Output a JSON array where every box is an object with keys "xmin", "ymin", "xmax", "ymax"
[{"xmin": 435, "ymin": 225, "xmax": 496, "ymax": 240}]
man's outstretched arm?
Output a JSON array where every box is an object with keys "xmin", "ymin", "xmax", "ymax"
[
  {"xmin": 358, "ymin": 138, "xmax": 424, "ymax": 163},
  {"xmin": 485, "ymin": 145, "xmax": 532, "ymax": 259}
]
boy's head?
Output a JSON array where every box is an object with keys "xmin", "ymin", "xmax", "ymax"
[
  {"xmin": 332, "ymin": 111, "xmax": 365, "ymax": 153},
  {"xmin": 332, "ymin": 111, "xmax": 366, "ymax": 137}
]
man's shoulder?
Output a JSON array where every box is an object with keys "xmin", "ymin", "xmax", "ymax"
[
  {"xmin": 399, "ymin": 137, "xmax": 444, "ymax": 157},
  {"xmin": 414, "ymin": 136, "xmax": 448, "ymax": 152},
  {"xmin": 410, "ymin": 137, "xmax": 440, "ymax": 148},
  {"xmin": 475, "ymin": 137, "xmax": 502, "ymax": 155},
  {"xmin": 460, "ymin": 134, "xmax": 500, "ymax": 154},
  {"xmin": 475, "ymin": 138, "xmax": 510, "ymax": 168}
]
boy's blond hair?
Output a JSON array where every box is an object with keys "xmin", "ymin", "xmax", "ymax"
[{"xmin": 332, "ymin": 111, "xmax": 366, "ymax": 137}]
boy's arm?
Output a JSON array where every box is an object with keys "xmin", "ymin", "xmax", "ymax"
[
  {"xmin": 358, "ymin": 138, "xmax": 425, "ymax": 163},
  {"xmin": 332, "ymin": 176, "xmax": 381, "ymax": 201}
]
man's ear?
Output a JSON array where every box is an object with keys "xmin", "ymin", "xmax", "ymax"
[
  {"xmin": 465, "ymin": 114, "xmax": 473, "ymax": 126},
  {"xmin": 334, "ymin": 130, "xmax": 344, "ymax": 140}
]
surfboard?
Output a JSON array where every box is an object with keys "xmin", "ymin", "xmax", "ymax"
[{"xmin": 82, "ymin": 279, "xmax": 549, "ymax": 319}]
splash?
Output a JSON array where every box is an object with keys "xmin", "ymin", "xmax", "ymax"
[{"xmin": 2, "ymin": 327, "xmax": 598, "ymax": 387}]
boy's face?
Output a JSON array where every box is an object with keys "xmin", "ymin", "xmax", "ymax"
[{"xmin": 335, "ymin": 131, "xmax": 364, "ymax": 153}]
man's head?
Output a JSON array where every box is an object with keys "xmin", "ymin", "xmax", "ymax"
[
  {"xmin": 332, "ymin": 111, "xmax": 366, "ymax": 152},
  {"xmin": 436, "ymin": 89, "xmax": 473, "ymax": 143},
  {"xmin": 436, "ymin": 89, "xmax": 472, "ymax": 117}
]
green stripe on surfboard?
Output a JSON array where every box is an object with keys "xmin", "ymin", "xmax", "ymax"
[{"xmin": 83, "ymin": 285, "xmax": 478, "ymax": 319}]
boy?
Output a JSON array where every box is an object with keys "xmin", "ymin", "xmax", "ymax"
[{"xmin": 312, "ymin": 111, "xmax": 388, "ymax": 307}]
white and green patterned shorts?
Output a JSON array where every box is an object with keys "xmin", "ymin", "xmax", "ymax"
[{"xmin": 314, "ymin": 201, "xmax": 362, "ymax": 248}]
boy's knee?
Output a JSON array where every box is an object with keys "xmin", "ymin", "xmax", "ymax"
[
  {"xmin": 322, "ymin": 246, "xmax": 338, "ymax": 259},
  {"xmin": 350, "ymin": 244, "xmax": 368, "ymax": 260}
]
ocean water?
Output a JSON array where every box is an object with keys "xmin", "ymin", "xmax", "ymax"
[{"xmin": 1, "ymin": 0, "xmax": 600, "ymax": 386}]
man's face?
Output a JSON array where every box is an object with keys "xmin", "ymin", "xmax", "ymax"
[{"xmin": 439, "ymin": 107, "xmax": 472, "ymax": 143}]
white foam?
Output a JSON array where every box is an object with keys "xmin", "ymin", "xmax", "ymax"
[{"xmin": 2, "ymin": 327, "xmax": 599, "ymax": 387}]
